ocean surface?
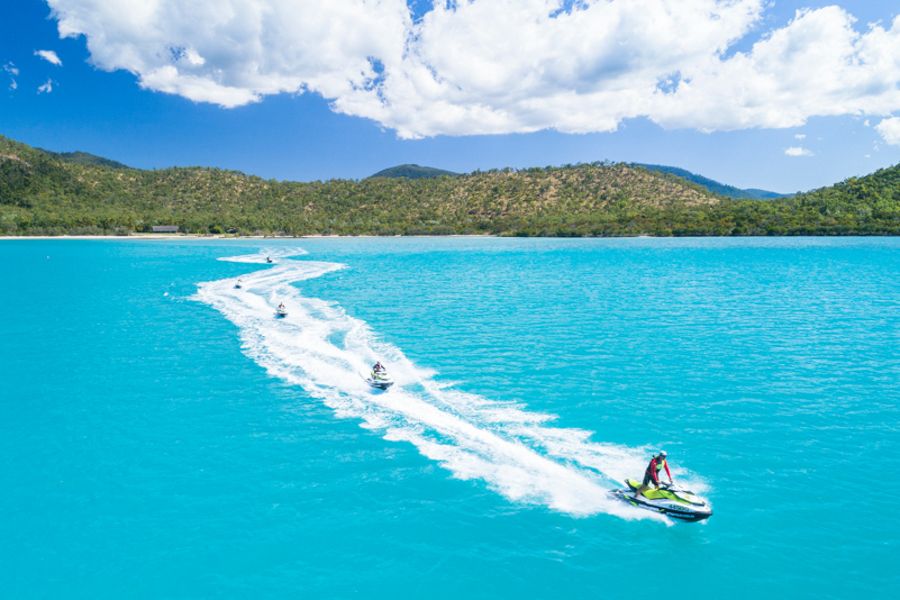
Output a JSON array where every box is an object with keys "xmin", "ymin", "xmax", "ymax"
[{"xmin": 1, "ymin": 237, "xmax": 898, "ymax": 598}]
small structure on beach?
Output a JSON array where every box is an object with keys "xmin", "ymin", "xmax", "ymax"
[{"xmin": 151, "ymin": 225, "xmax": 179, "ymax": 233}]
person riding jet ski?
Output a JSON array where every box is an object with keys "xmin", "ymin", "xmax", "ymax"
[
  {"xmin": 366, "ymin": 361, "xmax": 393, "ymax": 389},
  {"xmin": 276, "ymin": 302, "xmax": 287, "ymax": 317},
  {"xmin": 612, "ymin": 450, "xmax": 712, "ymax": 521},
  {"xmin": 266, "ymin": 256, "xmax": 273, "ymax": 264},
  {"xmin": 635, "ymin": 450, "xmax": 673, "ymax": 498}
]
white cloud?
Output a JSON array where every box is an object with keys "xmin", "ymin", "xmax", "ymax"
[
  {"xmin": 875, "ymin": 116, "xmax": 900, "ymax": 145},
  {"xmin": 3, "ymin": 62, "xmax": 18, "ymax": 91},
  {"xmin": 35, "ymin": 49, "xmax": 63, "ymax": 66},
  {"xmin": 48, "ymin": 0, "xmax": 411, "ymax": 108},
  {"xmin": 37, "ymin": 78, "xmax": 55, "ymax": 94},
  {"xmin": 794, "ymin": 133, "xmax": 806, "ymax": 140},
  {"xmin": 45, "ymin": 1, "xmax": 900, "ymax": 138},
  {"xmin": 785, "ymin": 146, "xmax": 814, "ymax": 157}
]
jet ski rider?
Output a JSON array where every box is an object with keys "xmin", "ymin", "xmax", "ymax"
[
  {"xmin": 373, "ymin": 361, "xmax": 385, "ymax": 374},
  {"xmin": 634, "ymin": 450, "xmax": 673, "ymax": 498}
]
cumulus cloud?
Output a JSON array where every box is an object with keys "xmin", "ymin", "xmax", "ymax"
[
  {"xmin": 45, "ymin": 0, "xmax": 900, "ymax": 138},
  {"xmin": 35, "ymin": 49, "xmax": 63, "ymax": 66},
  {"xmin": 794, "ymin": 133, "xmax": 806, "ymax": 140},
  {"xmin": 48, "ymin": 0, "xmax": 411, "ymax": 108},
  {"xmin": 876, "ymin": 116, "xmax": 900, "ymax": 145},
  {"xmin": 37, "ymin": 78, "xmax": 55, "ymax": 94},
  {"xmin": 785, "ymin": 146, "xmax": 814, "ymax": 157}
]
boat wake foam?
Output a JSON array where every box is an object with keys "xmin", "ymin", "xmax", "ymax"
[
  {"xmin": 195, "ymin": 249, "xmax": 690, "ymax": 521},
  {"xmin": 218, "ymin": 247, "xmax": 308, "ymax": 264}
]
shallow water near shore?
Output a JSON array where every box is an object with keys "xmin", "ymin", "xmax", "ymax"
[{"xmin": 2, "ymin": 237, "xmax": 898, "ymax": 598}]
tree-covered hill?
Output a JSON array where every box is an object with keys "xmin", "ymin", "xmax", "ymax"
[
  {"xmin": 0, "ymin": 134, "xmax": 896, "ymax": 236},
  {"xmin": 368, "ymin": 164, "xmax": 459, "ymax": 179},
  {"xmin": 41, "ymin": 150, "xmax": 131, "ymax": 170},
  {"xmin": 635, "ymin": 163, "xmax": 786, "ymax": 199}
]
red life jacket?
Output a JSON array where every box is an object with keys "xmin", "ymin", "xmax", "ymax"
[{"xmin": 645, "ymin": 457, "xmax": 668, "ymax": 483}]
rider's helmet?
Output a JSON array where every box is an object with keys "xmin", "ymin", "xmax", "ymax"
[{"xmin": 658, "ymin": 450, "xmax": 667, "ymax": 458}]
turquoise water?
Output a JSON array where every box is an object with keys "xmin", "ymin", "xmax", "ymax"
[{"xmin": 2, "ymin": 237, "xmax": 898, "ymax": 598}]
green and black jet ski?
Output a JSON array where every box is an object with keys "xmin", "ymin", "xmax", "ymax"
[
  {"xmin": 365, "ymin": 369, "xmax": 394, "ymax": 390},
  {"xmin": 612, "ymin": 479, "xmax": 712, "ymax": 521}
]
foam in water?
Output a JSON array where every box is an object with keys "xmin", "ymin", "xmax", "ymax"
[{"xmin": 196, "ymin": 249, "xmax": 697, "ymax": 521}]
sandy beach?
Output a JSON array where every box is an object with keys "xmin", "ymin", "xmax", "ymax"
[{"xmin": 0, "ymin": 233, "xmax": 497, "ymax": 240}]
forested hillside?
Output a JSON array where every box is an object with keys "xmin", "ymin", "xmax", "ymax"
[
  {"xmin": 368, "ymin": 164, "xmax": 459, "ymax": 179},
  {"xmin": 634, "ymin": 163, "xmax": 786, "ymax": 199},
  {"xmin": 0, "ymin": 135, "xmax": 896, "ymax": 236}
]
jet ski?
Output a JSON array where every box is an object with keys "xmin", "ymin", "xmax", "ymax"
[
  {"xmin": 234, "ymin": 280, "xmax": 243, "ymax": 289},
  {"xmin": 612, "ymin": 479, "xmax": 712, "ymax": 522},
  {"xmin": 275, "ymin": 304, "xmax": 288, "ymax": 318},
  {"xmin": 266, "ymin": 256, "xmax": 273, "ymax": 264},
  {"xmin": 365, "ymin": 369, "xmax": 394, "ymax": 390}
]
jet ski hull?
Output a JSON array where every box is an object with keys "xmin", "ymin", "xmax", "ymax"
[
  {"xmin": 366, "ymin": 378, "xmax": 394, "ymax": 390},
  {"xmin": 612, "ymin": 479, "xmax": 712, "ymax": 521},
  {"xmin": 275, "ymin": 310, "xmax": 288, "ymax": 318}
]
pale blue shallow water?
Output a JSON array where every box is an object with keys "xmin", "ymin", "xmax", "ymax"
[{"xmin": 1, "ymin": 237, "xmax": 898, "ymax": 598}]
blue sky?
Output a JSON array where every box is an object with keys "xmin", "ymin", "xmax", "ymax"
[{"xmin": 1, "ymin": 0, "xmax": 898, "ymax": 193}]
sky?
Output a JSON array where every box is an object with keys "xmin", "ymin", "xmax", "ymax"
[{"xmin": 1, "ymin": 0, "xmax": 898, "ymax": 193}]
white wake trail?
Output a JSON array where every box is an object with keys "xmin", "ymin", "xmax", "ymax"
[
  {"xmin": 218, "ymin": 246, "xmax": 308, "ymax": 264},
  {"xmin": 195, "ymin": 249, "xmax": 673, "ymax": 521}
]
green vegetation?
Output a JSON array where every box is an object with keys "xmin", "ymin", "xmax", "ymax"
[
  {"xmin": 0, "ymin": 134, "xmax": 897, "ymax": 236},
  {"xmin": 634, "ymin": 163, "xmax": 786, "ymax": 199},
  {"xmin": 40, "ymin": 150, "xmax": 131, "ymax": 170},
  {"xmin": 368, "ymin": 164, "xmax": 459, "ymax": 179}
]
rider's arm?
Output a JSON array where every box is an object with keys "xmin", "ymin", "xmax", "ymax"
[{"xmin": 664, "ymin": 460, "xmax": 672, "ymax": 482}]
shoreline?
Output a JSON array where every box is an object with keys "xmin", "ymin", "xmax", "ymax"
[
  {"xmin": 0, "ymin": 233, "xmax": 897, "ymax": 241},
  {"xmin": 0, "ymin": 233, "xmax": 502, "ymax": 241}
]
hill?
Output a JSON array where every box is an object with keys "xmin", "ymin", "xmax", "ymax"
[
  {"xmin": 40, "ymin": 149, "xmax": 131, "ymax": 170},
  {"xmin": 369, "ymin": 164, "xmax": 459, "ymax": 179},
  {"xmin": 0, "ymin": 135, "xmax": 896, "ymax": 236},
  {"xmin": 635, "ymin": 163, "xmax": 785, "ymax": 199},
  {"xmin": 372, "ymin": 162, "xmax": 787, "ymax": 199}
]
